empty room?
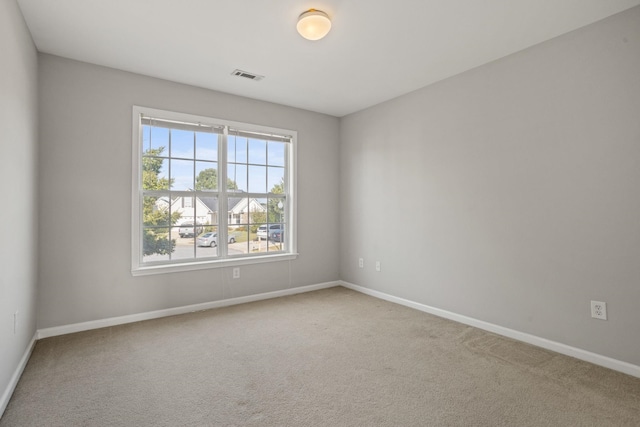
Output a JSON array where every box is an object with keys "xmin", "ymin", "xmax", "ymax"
[{"xmin": 1, "ymin": 0, "xmax": 639, "ymax": 425}]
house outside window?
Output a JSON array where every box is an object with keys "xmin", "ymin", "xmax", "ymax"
[{"xmin": 131, "ymin": 106, "xmax": 297, "ymax": 275}]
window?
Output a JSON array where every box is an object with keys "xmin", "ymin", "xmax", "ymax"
[{"xmin": 132, "ymin": 106, "xmax": 297, "ymax": 275}]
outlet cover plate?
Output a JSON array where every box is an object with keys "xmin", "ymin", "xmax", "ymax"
[{"xmin": 591, "ymin": 300, "xmax": 607, "ymax": 320}]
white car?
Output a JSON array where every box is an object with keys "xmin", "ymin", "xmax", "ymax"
[
  {"xmin": 197, "ymin": 232, "xmax": 237, "ymax": 247},
  {"xmin": 178, "ymin": 223, "xmax": 203, "ymax": 238}
]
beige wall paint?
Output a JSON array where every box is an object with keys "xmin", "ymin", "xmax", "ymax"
[
  {"xmin": 36, "ymin": 55, "xmax": 340, "ymax": 329},
  {"xmin": 340, "ymin": 7, "xmax": 640, "ymax": 365},
  {"xmin": 0, "ymin": 0, "xmax": 39, "ymax": 409}
]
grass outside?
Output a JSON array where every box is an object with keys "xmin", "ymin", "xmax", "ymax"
[{"xmin": 231, "ymin": 231, "xmax": 256, "ymax": 243}]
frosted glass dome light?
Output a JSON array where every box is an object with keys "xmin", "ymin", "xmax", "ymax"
[{"xmin": 297, "ymin": 9, "xmax": 332, "ymax": 41}]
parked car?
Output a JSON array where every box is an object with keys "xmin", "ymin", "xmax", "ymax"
[
  {"xmin": 197, "ymin": 232, "xmax": 237, "ymax": 247},
  {"xmin": 270, "ymin": 229, "xmax": 284, "ymax": 242},
  {"xmin": 178, "ymin": 223, "xmax": 203, "ymax": 238},
  {"xmin": 257, "ymin": 224, "xmax": 283, "ymax": 240}
]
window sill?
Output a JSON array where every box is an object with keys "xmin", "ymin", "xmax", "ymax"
[{"xmin": 131, "ymin": 253, "xmax": 299, "ymax": 276}]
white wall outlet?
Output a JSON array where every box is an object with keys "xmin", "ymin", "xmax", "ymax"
[
  {"xmin": 375, "ymin": 261, "xmax": 381, "ymax": 272},
  {"xmin": 14, "ymin": 311, "xmax": 19, "ymax": 334},
  {"xmin": 232, "ymin": 267, "xmax": 240, "ymax": 279},
  {"xmin": 591, "ymin": 301, "xmax": 607, "ymax": 320},
  {"xmin": 358, "ymin": 258, "xmax": 364, "ymax": 268}
]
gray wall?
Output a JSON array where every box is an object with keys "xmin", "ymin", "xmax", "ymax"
[
  {"xmin": 37, "ymin": 55, "xmax": 340, "ymax": 329},
  {"xmin": 340, "ymin": 7, "xmax": 640, "ymax": 366},
  {"xmin": 0, "ymin": 0, "xmax": 39, "ymax": 406}
]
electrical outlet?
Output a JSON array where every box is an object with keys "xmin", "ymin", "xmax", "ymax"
[
  {"xmin": 14, "ymin": 311, "xmax": 18, "ymax": 334},
  {"xmin": 232, "ymin": 267, "xmax": 240, "ymax": 279},
  {"xmin": 358, "ymin": 258, "xmax": 364, "ymax": 268},
  {"xmin": 591, "ymin": 301, "xmax": 607, "ymax": 320},
  {"xmin": 375, "ymin": 261, "xmax": 381, "ymax": 272}
]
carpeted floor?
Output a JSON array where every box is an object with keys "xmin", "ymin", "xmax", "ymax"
[{"xmin": 2, "ymin": 287, "xmax": 639, "ymax": 426}]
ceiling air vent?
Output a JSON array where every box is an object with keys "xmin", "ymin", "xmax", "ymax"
[{"xmin": 231, "ymin": 69, "xmax": 265, "ymax": 81}]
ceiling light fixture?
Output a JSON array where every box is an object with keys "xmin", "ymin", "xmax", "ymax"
[{"xmin": 296, "ymin": 9, "xmax": 331, "ymax": 41}]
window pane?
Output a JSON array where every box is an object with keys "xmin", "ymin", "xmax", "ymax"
[
  {"xmin": 170, "ymin": 129, "xmax": 194, "ymax": 159},
  {"xmin": 248, "ymin": 165, "xmax": 267, "ymax": 193},
  {"xmin": 172, "ymin": 226, "xmax": 195, "ymax": 260},
  {"xmin": 227, "ymin": 135, "xmax": 235, "ymax": 161},
  {"xmin": 198, "ymin": 195, "xmax": 218, "ymax": 226},
  {"xmin": 142, "ymin": 157, "xmax": 169, "ymax": 190},
  {"xmin": 195, "ymin": 131, "xmax": 217, "ymax": 161},
  {"xmin": 142, "ymin": 125, "xmax": 151, "ymax": 151},
  {"xmin": 249, "ymin": 198, "xmax": 267, "ymax": 226},
  {"xmin": 226, "ymin": 227, "xmax": 237, "ymax": 244},
  {"xmin": 195, "ymin": 161, "xmax": 218, "ymax": 190},
  {"xmin": 269, "ymin": 224, "xmax": 286, "ymax": 252},
  {"xmin": 177, "ymin": 222, "xmax": 201, "ymax": 238},
  {"xmin": 251, "ymin": 197, "xmax": 268, "ymax": 254},
  {"xmin": 250, "ymin": 218, "xmax": 286, "ymax": 253},
  {"xmin": 229, "ymin": 226, "xmax": 250, "ymax": 255},
  {"xmin": 174, "ymin": 195, "xmax": 195, "ymax": 225},
  {"xmin": 267, "ymin": 197, "xmax": 285, "ymax": 224},
  {"xmin": 228, "ymin": 135, "xmax": 247, "ymax": 163},
  {"xmin": 229, "ymin": 197, "xmax": 252, "ymax": 255},
  {"xmin": 196, "ymin": 225, "xmax": 218, "ymax": 259},
  {"xmin": 228, "ymin": 164, "xmax": 247, "ymax": 192},
  {"xmin": 171, "ymin": 159, "xmax": 194, "ymax": 191},
  {"xmin": 268, "ymin": 141, "xmax": 285, "ymax": 167},
  {"xmin": 142, "ymin": 227, "xmax": 172, "ymax": 262},
  {"xmin": 253, "ymin": 239, "xmax": 269, "ymax": 254},
  {"xmin": 248, "ymin": 139, "xmax": 267, "ymax": 165},
  {"xmin": 143, "ymin": 196, "xmax": 172, "ymax": 226},
  {"xmin": 227, "ymin": 195, "xmax": 243, "ymax": 225},
  {"xmin": 268, "ymin": 167, "xmax": 284, "ymax": 193},
  {"xmin": 148, "ymin": 126, "xmax": 169, "ymax": 154}
]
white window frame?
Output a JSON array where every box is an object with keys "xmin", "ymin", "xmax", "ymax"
[{"xmin": 131, "ymin": 106, "xmax": 297, "ymax": 276}]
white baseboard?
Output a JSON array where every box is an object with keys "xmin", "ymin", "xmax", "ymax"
[
  {"xmin": 340, "ymin": 280, "xmax": 640, "ymax": 379},
  {"xmin": 38, "ymin": 281, "xmax": 339, "ymax": 339},
  {"xmin": 1, "ymin": 332, "xmax": 37, "ymax": 418}
]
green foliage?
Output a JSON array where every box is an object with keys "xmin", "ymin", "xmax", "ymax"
[
  {"xmin": 142, "ymin": 148, "xmax": 170, "ymax": 191},
  {"xmin": 142, "ymin": 227, "xmax": 173, "ymax": 256},
  {"xmin": 195, "ymin": 168, "xmax": 238, "ymax": 191},
  {"xmin": 250, "ymin": 210, "xmax": 266, "ymax": 233},
  {"xmin": 268, "ymin": 179, "xmax": 285, "ymax": 223},
  {"xmin": 142, "ymin": 147, "xmax": 178, "ymax": 256}
]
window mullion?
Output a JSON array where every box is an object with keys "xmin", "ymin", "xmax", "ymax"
[
  {"xmin": 168, "ymin": 129, "xmax": 173, "ymax": 260},
  {"xmin": 134, "ymin": 113, "xmax": 144, "ymax": 265},
  {"xmin": 285, "ymin": 141, "xmax": 293, "ymax": 250},
  {"xmin": 191, "ymin": 131, "xmax": 197, "ymax": 259},
  {"xmin": 218, "ymin": 127, "xmax": 229, "ymax": 258}
]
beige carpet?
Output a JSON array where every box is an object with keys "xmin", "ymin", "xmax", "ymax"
[{"xmin": 2, "ymin": 287, "xmax": 639, "ymax": 426}]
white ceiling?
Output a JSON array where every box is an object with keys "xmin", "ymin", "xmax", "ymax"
[{"xmin": 17, "ymin": 0, "xmax": 640, "ymax": 117}]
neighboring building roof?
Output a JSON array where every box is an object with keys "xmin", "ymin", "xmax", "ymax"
[
  {"xmin": 192, "ymin": 193, "xmax": 266, "ymax": 214},
  {"xmin": 155, "ymin": 191, "xmax": 266, "ymax": 215}
]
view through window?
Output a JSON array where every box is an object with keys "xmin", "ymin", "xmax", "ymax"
[{"xmin": 132, "ymin": 107, "xmax": 296, "ymax": 274}]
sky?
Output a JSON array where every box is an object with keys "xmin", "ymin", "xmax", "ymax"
[{"xmin": 142, "ymin": 125, "xmax": 286, "ymax": 193}]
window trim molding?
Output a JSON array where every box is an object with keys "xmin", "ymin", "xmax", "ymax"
[{"xmin": 131, "ymin": 106, "xmax": 297, "ymax": 276}]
